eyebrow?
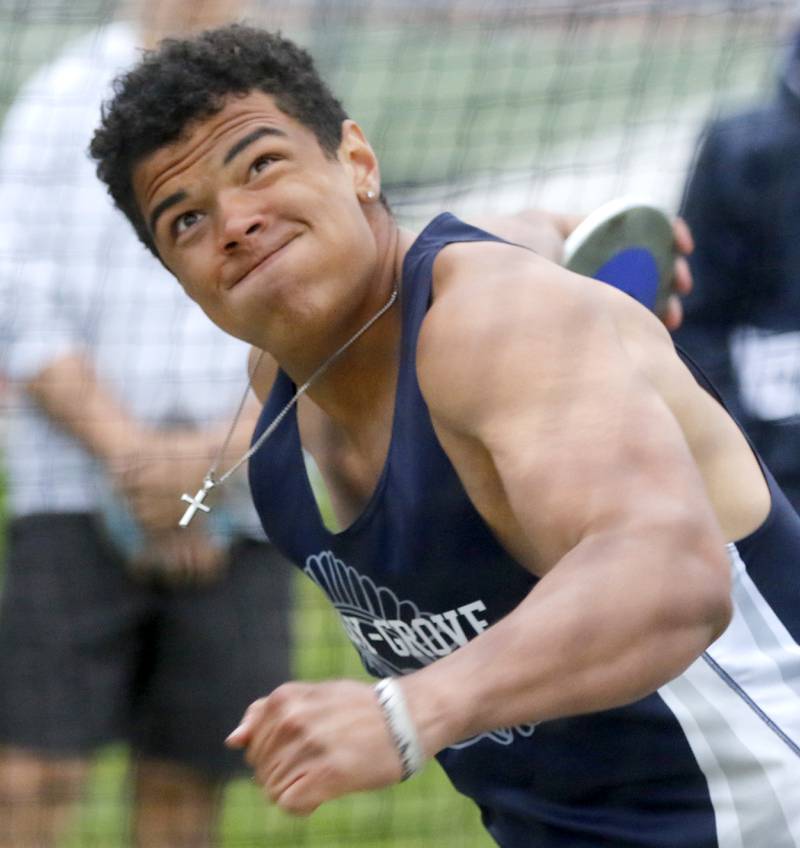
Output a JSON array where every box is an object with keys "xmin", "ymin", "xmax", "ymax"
[
  {"xmin": 223, "ymin": 126, "xmax": 287, "ymax": 165},
  {"xmin": 148, "ymin": 126, "xmax": 289, "ymax": 236},
  {"xmin": 148, "ymin": 189, "xmax": 188, "ymax": 236}
]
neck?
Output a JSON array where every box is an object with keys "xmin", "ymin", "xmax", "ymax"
[{"xmin": 284, "ymin": 216, "xmax": 414, "ymax": 430}]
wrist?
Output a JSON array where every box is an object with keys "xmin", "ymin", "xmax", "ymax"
[
  {"xmin": 96, "ymin": 422, "xmax": 150, "ymax": 471},
  {"xmin": 373, "ymin": 677, "xmax": 427, "ymax": 780},
  {"xmin": 384, "ymin": 669, "xmax": 465, "ymax": 763}
]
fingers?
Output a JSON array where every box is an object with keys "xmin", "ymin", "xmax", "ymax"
[
  {"xmin": 226, "ymin": 698, "xmax": 266, "ymax": 748},
  {"xmin": 131, "ymin": 529, "xmax": 227, "ymax": 586},
  {"xmin": 228, "ymin": 681, "xmax": 408, "ymax": 816},
  {"xmin": 179, "ymin": 535, "xmax": 227, "ymax": 583},
  {"xmin": 129, "ymin": 487, "xmax": 191, "ymax": 532},
  {"xmin": 661, "ymin": 219, "xmax": 694, "ymax": 333},
  {"xmin": 114, "ymin": 431, "xmax": 218, "ymax": 530},
  {"xmin": 242, "ymin": 686, "xmax": 305, "ymax": 780},
  {"xmin": 274, "ymin": 773, "xmax": 324, "ymax": 817},
  {"xmin": 672, "ymin": 216, "xmax": 694, "ymax": 256},
  {"xmin": 662, "ymin": 253, "xmax": 692, "ymax": 333},
  {"xmin": 226, "ymin": 689, "xmax": 317, "ymax": 803},
  {"xmin": 659, "ymin": 295, "xmax": 683, "ymax": 332},
  {"xmin": 671, "ymin": 254, "xmax": 692, "ymax": 298}
]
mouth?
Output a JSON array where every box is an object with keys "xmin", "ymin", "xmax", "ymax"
[{"xmin": 227, "ymin": 233, "xmax": 300, "ymax": 290}]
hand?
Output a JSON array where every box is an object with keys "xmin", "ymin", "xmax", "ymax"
[
  {"xmin": 226, "ymin": 680, "xmax": 409, "ymax": 816},
  {"xmin": 659, "ymin": 216, "xmax": 694, "ymax": 332},
  {"xmin": 114, "ymin": 429, "xmax": 218, "ymax": 533},
  {"xmin": 128, "ymin": 525, "xmax": 228, "ymax": 586}
]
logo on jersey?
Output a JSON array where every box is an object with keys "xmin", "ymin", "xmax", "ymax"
[{"xmin": 304, "ymin": 549, "xmax": 537, "ymax": 748}]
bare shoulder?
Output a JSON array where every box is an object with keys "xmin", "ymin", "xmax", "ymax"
[
  {"xmin": 425, "ymin": 240, "xmax": 587, "ymax": 343},
  {"xmin": 417, "ymin": 239, "xmax": 650, "ymax": 428},
  {"xmin": 425, "ymin": 237, "xmax": 634, "ymax": 335},
  {"xmin": 416, "ymin": 238, "xmax": 769, "ymax": 545}
]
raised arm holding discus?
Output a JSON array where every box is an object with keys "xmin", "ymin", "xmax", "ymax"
[{"xmin": 91, "ymin": 25, "xmax": 799, "ymax": 848}]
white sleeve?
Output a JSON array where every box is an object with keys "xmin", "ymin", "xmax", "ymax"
[{"xmin": 0, "ymin": 56, "xmax": 104, "ymax": 382}]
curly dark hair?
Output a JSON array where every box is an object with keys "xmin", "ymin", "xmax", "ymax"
[{"xmin": 90, "ymin": 25, "xmax": 348, "ymax": 256}]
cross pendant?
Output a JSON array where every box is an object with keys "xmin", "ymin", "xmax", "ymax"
[{"xmin": 179, "ymin": 477, "xmax": 215, "ymax": 528}]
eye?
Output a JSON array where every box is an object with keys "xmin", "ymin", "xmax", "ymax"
[
  {"xmin": 249, "ymin": 154, "xmax": 277, "ymax": 177},
  {"xmin": 174, "ymin": 210, "xmax": 204, "ymax": 237}
]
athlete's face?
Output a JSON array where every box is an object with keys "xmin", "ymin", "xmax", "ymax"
[{"xmin": 132, "ymin": 91, "xmax": 381, "ymax": 352}]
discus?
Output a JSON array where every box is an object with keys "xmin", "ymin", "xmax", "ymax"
[{"xmin": 563, "ymin": 197, "xmax": 675, "ymax": 315}]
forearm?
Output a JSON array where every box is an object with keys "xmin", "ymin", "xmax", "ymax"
[
  {"xmin": 25, "ymin": 352, "xmax": 144, "ymax": 465},
  {"xmin": 99, "ymin": 392, "xmax": 261, "ymax": 531},
  {"xmin": 402, "ymin": 526, "xmax": 731, "ymax": 758}
]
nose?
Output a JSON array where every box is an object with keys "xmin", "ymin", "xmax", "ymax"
[{"xmin": 218, "ymin": 192, "xmax": 264, "ymax": 253}]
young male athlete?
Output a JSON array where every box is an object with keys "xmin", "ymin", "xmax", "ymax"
[{"xmin": 90, "ymin": 25, "xmax": 800, "ymax": 847}]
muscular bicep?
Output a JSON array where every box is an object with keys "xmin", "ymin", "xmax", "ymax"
[
  {"xmin": 419, "ymin": 245, "xmax": 719, "ymax": 574},
  {"xmin": 490, "ymin": 345, "xmax": 704, "ymax": 569}
]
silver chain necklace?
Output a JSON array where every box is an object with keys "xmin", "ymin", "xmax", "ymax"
[{"xmin": 178, "ymin": 285, "xmax": 400, "ymax": 527}]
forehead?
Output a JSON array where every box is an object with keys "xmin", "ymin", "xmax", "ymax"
[{"xmin": 133, "ymin": 90, "xmax": 317, "ymax": 213}]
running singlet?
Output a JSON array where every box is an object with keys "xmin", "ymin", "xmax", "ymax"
[{"xmin": 249, "ymin": 213, "xmax": 800, "ymax": 847}]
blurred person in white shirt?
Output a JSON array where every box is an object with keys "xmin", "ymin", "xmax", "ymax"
[{"xmin": 0, "ymin": 3, "xmax": 294, "ymax": 846}]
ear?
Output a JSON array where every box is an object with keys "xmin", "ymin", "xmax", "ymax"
[{"xmin": 338, "ymin": 119, "xmax": 381, "ymax": 200}]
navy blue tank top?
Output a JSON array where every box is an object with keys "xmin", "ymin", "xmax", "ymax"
[{"xmin": 250, "ymin": 214, "xmax": 800, "ymax": 847}]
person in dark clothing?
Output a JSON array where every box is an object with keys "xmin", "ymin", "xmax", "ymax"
[{"xmin": 674, "ymin": 28, "xmax": 800, "ymax": 510}]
